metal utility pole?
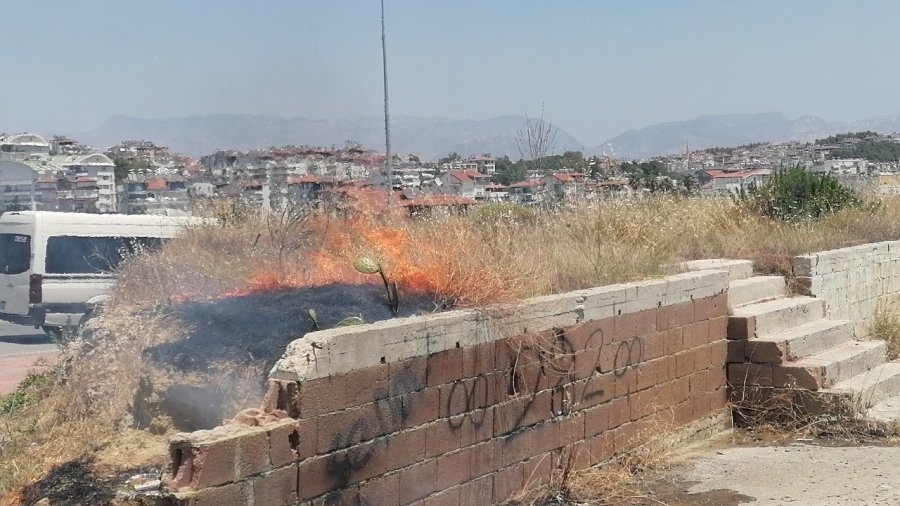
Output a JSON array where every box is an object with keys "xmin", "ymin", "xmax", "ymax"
[{"xmin": 381, "ymin": 0, "xmax": 392, "ymax": 208}]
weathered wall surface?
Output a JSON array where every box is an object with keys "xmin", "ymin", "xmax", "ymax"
[
  {"xmin": 162, "ymin": 270, "xmax": 730, "ymax": 505},
  {"xmin": 794, "ymin": 241, "xmax": 900, "ymax": 334}
]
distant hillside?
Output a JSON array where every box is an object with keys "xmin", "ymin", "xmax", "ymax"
[
  {"xmin": 79, "ymin": 114, "xmax": 585, "ymax": 160},
  {"xmin": 596, "ymin": 112, "xmax": 838, "ymax": 159}
]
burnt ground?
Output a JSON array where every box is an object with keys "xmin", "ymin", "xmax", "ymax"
[
  {"xmin": 148, "ymin": 282, "xmax": 433, "ymax": 373},
  {"xmin": 133, "ymin": 283, "xmax": 434, "ymax": 432}
]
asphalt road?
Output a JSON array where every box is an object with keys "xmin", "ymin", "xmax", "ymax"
[{"xmin": 0, "ymin": 321, "xmax": 58, "ymax": 395}]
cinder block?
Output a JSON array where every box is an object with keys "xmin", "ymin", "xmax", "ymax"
[
  {"xmin": 436, "ymin": 448, "xmax": 472, "ymax": 490},
  {"xmin": 399, "ymin": 459, "xmax": 438, "ymax": 504},
  {"xmin": 252, "ymin": 465, "xmax": 298, "ymax": 506},
  {"xmin": 358, "ymin": 473, "xmax": 400, "ymax": 506}
]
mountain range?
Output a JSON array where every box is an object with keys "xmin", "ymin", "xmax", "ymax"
[
  {"xmin": 76, "ymin": 111, "xmax": 900, "ymax": 160},
  {"xmin": 78, "ymin": 114, "xmax": 585, "ymax": 160}
]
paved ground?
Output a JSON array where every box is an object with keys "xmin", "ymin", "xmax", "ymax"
[
  {"xmin": 656, "ymin": 433, "xmax": 900, "ymax": 505},
  {"xmin": 0, "ymin": 321, "xmax": 58, "ymax": 395}
]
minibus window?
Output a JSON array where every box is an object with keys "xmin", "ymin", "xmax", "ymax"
[
  {"xmin": 0, "ymin": 234, "xmax": 31, "ymax": 274},
  {"xmin": 46, "ymin": 236, "xmax": 163, "ymax": 274}
]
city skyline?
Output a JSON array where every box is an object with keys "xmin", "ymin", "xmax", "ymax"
[{"xmin": 3, "ymin": 1, "xmax": 900, "ymax": 144}]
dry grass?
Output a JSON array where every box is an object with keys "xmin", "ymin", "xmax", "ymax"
[
  {"xmin": 7, "ymin": 193, "xmax": 900, "ymax": 497},
  {"xmin": 511, "ymin": 425, "xmax": 678, "ymax": 505},
  {"xmin": 866, "ymin": 304, "xmax": 900, "ymax": 361}
]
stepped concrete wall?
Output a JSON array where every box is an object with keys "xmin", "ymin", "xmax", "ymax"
[
  {"xmin": 161, "ymin": 270, "xmax": 731, "ymax": 505},
  {"xmin": 794, "ymin": 241, "xmax": 900, "ymax": 335}
]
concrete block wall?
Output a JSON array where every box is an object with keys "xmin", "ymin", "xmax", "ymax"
[
  {"xmin": 794, "ymin": 240, "xmax": 900, "ymax": 334},
  {"xmin": 162, "ymin": 270, "xmax": 730, "ymax": 505}
]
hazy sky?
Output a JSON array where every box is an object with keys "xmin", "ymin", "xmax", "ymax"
[{"xmin": 4, "ymin": 0, "xmax": 900, "ymax": 144}]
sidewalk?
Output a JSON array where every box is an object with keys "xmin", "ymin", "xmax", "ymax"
[{"xmin": 0, "ymin": 351, "xmax": 59, "ymax": 395}]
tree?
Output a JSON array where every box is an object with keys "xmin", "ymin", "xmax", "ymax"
[{"xmin": 515, "ymin": 104, "xmax": 558, "ymax": 174}]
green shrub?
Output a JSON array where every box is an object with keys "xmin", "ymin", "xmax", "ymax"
[
  {"xmin": 739, "ymin": 167, "xmax": 862, "ymax": 221},
  {"xmin": 0, "ymin": 370, "xmax": 52, "ymax": 416}
]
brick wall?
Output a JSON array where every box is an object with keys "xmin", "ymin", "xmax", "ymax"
[
  {"xmin": 794, "ymin": 240, "xmax": 900, "ymax": 335},
  {"xmin": 161, "ymin": 270, "xmax": 730, "ymax": 505}
]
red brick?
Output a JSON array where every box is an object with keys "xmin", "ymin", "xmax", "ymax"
[
  {"xmin": 297, "ymin": 455, "xmax": 342, "ymax": 500},
  {"xmin": 436, "ymin": 448, "xmax": 472, "ymax": 490},
  {"xmin": 358, "ymin": 473, "xmax": 400, "ymax": 506},
  {"xmin": 459, "ymin": 475, "xmax": 493, "ymax": 506},
  {"xmin": 574, "ymin": 372, "xmax": 614, "ymax": 411},
  {"xmin": 389, "ymin": 356, "xmax": 427, "ymax": 396},
  {"xmin": 309, "ymin": 485, "xmax": 360, "ymax": 506},
  {"xmin": 510, "ymin": 360, "xmax": 548, "ymax": 396},
  {"xmin": 675, "ymin": 350, "xmax": 696, "ymax": 378},
  {"xmin": 665, "ymin": 327, "xmax": 684, "ymax": 355},
  {"xmin": 634, "ymin": 309, "xmax": 658, "ymax": 337},
  {"xmin": 673, "ymin": 301, "xmax": 695, "ymax": 327},
  {"xmin": 689, "ymin": 370, "xmax": 710, "ymax": 398},
  {"xmin": 628, "ymin": 387, "xmax": 658, "ymax": 421},
  {"xmin": 494, "ymin": 391, "xmax": 551, "ymax": 436},
  {"xmin": 492, "ymin": 463, "xmax": 524, "ymax": 504},
  {"xmin": 301, "ymin": 366, "xmax": 389, "ymax": 417},
  {"xmin": 607, "ymin": 396, "xmax": 630, "ymax": 429},
  {"xmin": 684, "ymin": 320, "xmax": 710, "ymax": 349},
  {"xmin": 264, "ymin": 379, "xmax": 301, "ymax": 417},
  {"xmin": 710, "ymin": 387, "xmax": 728, "ymax": 410},
  {"xmin": 726, "ymin": 340, "xmax": 745, "ymax": 363},
  {"xmin": 494, "ymin": 339, "xmax": 517, "ymax": 372},
  {"xmin": 440, "ymin": 381, "xmax": 470, "ymax": 418},
  {"xmin": 709, "ymin": 316, "xmax": 728, "ymax": 341},
  {"xmin": 657, "ymin": 305, "xmax": 677, "ymax": 331},
  {"xmin": 636, "ymin": 359, "xmax": 659, "ymax": 391},
  {"xmin": 693, "ymin": 393, "xmax": 713, "ymax": 419},
  {"xmin": 422, "ymin": 486, "xmax": 460, "ymax": 506},
  {"xmin": 426, "ymin": 419, "xmax": 462, "ymax": 458},
  {"xmin": 572, "ymin": 347, "xmax": 601, "ymax": 380},
  {"xmin": 557, "ymin": 441, "xmax": 592, "ymax": 472},
  {"xmin": 587, "ymin": 431, "xmax": 615, "ymax": 464},
  {"xmin": 399, "ymin": 459, "xmax": 438, "ymax": 504},
  {"xmin": 559, "ymin": 412, "xmax": 585, "ymax": 446},
  {"xmin": 728, "ymin": 363, "xmax": 773, "ymax": 387},
  {"xmin": 709, "ymin": 339, "xmax": 727, "ymax": 367},
  {"xmin": 613, "ymin": 365, "xmax": 637, "ymax": 397},
  {"xmin": 642, "ymin": 331, "xmax": 666, "ymax": 361},
  {"xmin": 727, "ymin": 316, "xmax": 755, "ymax": 341},
  {"xmin": 673, "ymin": 400, "xmax": 693, "ymax": 425},
  {"xmin": 428, "ymin": 348, "xmax": 465, "ymax": 387},
  {"xmin": 694, "ymin": 293, "xmax": 726, "ymax": 322},
  {"xmin": 252, "ymin": 465, "xmax": 298, "ymax": 506},
  {"xmin": 178, "ymin": 436, "xmax": 237, "ymax": 489},
  {"xmin": 523, "ymin": 452, "xmax": 553, "ymax": 489},
  {"xmin": 565, "ymin": 317, "xmax": 614, "ymax": 352},
  {"xmin": 459, "ymin": 408, "xmax": 494, "ymax": 447},
  {"xmin": 469, "ymin": 440, "xmax": 501, "ymax": 478},
  {"xmin": 342, "ymin": 438, "xmax": 391, "ymax": 485},
  {"xmin": 402, "ymin": 387, "xmax": 440, "ymax": 429},
  {"xmin": 656, "ymin": 355, "xmax": 676, "ymax": 383},
  {"xmin": 386, "ymin": 427, "xmax": 427, "ymax": 472},
  {"xmin": 670, "ymin": 376, "xmax": 689, "ymax": 403},
  {"xmin": 463, "ymin": 342, "xmax": 497, "ymax": 377},
  {"xmin": 269, "ymin": 418, "xmax": 317, "ymax": 467},
  {"xmin": 694, "ymin": 344, "xmax": 713, "ymax": 373},
  {"xmin": 708, "ymin": 364, "xmax": 727, "ymax": 392},
  {"xmin": 613, "ymin": 312, "xmax": 638, "ymax": 339},
  {"xmin": 235, "ymin": 427, "xmax": 270, "ymax": 479},
  {"xmin": 584, "ymin": 403, "xmax": 609, "ymax": 438},
  {"xmin": 185, "ymin": 481, "xmax": 252, "ymax": 506},
  {"xmin": 317, "ymin": 400, "xmax": 398, "ymax": 454}
]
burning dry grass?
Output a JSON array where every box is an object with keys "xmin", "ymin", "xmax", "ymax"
[{"xmin": 8, "ymin": 194, "xmax": 900, "ymax": 498}]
